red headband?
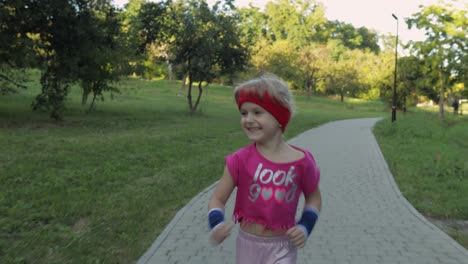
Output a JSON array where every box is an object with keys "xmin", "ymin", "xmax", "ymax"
[{"xmin": 237, "ymin": 90, "xmax": 291, "ymax": 132}]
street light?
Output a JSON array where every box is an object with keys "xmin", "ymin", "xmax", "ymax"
[{"xmin": 391, "ymin": 13, "xmax": 398, "ymax": 122}]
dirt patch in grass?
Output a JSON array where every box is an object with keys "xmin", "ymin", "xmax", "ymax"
[
  {"xmin": 426, "ymin": 216, "xmax": 468, "ymax": 250},
  {"xmin": 72, "ymin": 218, "xmax": 90, "ymax": 234}
]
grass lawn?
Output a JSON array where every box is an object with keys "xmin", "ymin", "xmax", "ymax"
[
  {"xmin": 373, "ymin": 108, "xmax": 468, "ymax": 248},
  {"xmin": 1, "ymin": 71, "xmax": 466, "ymax": 263}
]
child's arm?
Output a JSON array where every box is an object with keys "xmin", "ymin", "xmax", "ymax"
[
  {"xmin": 304, "ymin": 187, "xmax": 322, "ymax": 212},
  {"xmin": 207, "ymin": 165, "xmax": 236, "ymax": 245},
  {"xmin": 208, "ymin": 165, "xmax": 235, "ymax": 209},
  {"xmin": 286, "ymin": 187, "xmax": 321, "ymax": 248}
]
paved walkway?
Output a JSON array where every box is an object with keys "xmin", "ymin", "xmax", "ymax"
[{"xmin": 138, "ymin": 118, "xmax": 468, "ymax": 264}]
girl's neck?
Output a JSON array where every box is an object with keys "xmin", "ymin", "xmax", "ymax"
[
  {"xmin": 255, "ymin": 138, "xmax": 288, "ymax": 156},
  {"xmin": 254, "ymin": 135, "xmax": 304, "ymax": 164}
]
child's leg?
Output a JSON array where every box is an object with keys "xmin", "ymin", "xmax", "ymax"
[{"xmin": 236, "ymin": 230, "xmax": 297, "ymax": 264}]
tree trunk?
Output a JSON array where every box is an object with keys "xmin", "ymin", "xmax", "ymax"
[
  {"xmin": 340, "ymin": 88, "xmax": 344, "ymax": 102},
  {"xmin": 192, "ymin": 82, "xmax": 203, "ymax": 113},
  {"xmin": 438, "ymin": 71, "xmax": 445, "ymax": 118},
  {"xmin": 88, "ymin": 92, "xmax": 97, "ymax": 113},
  {"xmin": 82, "ymin": 83, "xmax": 91, "ymax": 105},
  {"xmin": 82, "ymin": 92, "xmax": 89, "ymax": 105},
  {"xmin": 305, "ymin": 77, "xmax": 312, "ymax": 98},
  {"xmin": 181, "ymin": 73, "xmax": 187, "ymax": 91},
  {"xmin": 439, "ymin": 86, "xmax": 445, "ymax": 118},
  {"xmin": 187, "ymin": 73, "xmax": 194, "ymax": 114},
  {"xmin": 167, "ymin": 60, "xmax": 173, "ymax": 82}
]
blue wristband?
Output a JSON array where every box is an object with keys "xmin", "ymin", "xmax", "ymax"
[
  {"xmin": 297, "ymin": 207, "xmax": 319, "ymax": 237},
  {"xmin": 208, "ymin": 208, "xmax": 224, "ymax": 230}
]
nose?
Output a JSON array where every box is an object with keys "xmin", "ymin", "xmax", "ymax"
[{"xmin": 244, "ymin": 112, "xmax": 254, "ymax": 122}]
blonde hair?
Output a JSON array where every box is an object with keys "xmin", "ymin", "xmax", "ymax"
[{"xmin": 233, "ymin": 73, "xmax": 296, "ymax": 114}]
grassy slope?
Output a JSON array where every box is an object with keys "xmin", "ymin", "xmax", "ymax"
[
  {"xmin": 373, "ymin": 109, "xmax": 468, "ymax": 248},
  {"xmin": 0, "ymin": 74, "xmax": 384, "ymax": 263}
]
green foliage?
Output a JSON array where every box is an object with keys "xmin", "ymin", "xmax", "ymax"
[
  {"xmin": 2, "ymin": 0, "xmax": 127, "ymax": 120},
  {"xmin": 236, "ymin": 0, "xmax": 385, "ymax": 100},
  {"xmin": 252, "ymin": 40, "xmax": 298, "ymax": 81},
  {"xmin": 250, "ymin": 36, "xmax": 390, "ymax": 102},
  {"xmin": 76, "ymin": 5, "xmax": 127, "ymax": 112},
  {"xmin": 325, "ymin": 20, "xmax": 380, "ymax": 53},
  {"xmin": 236, "ymin": 0, "xmax": 381, "ymax": 54},
  {"xmin": 297, "ymin": 44, "xmax": 329, "ymax": 95},
  {"xmin": 397, "ymin": 56, "xmax": 432, "ymax": 107},
  {"xmin": 264, "ymin": 0, "xmax": 329, "ymax": 47},
  {"xmin": 170, "ymin": 0, "xmax": 247, "ymax": 81},
  {"xmin": 0, "ymin": 0, "xmax": 42, "ymax": 95},
  {"xmin": 135, "ymin": 1, "xmax": 171, "ymax": 54},
  {"xmin": 29, "ymin": 0, "xmax": 92, "ymax": 111},
  {"xmin": 323, "ymin": 46, "xmax": 364, "ymax": 101},
  {"xmin": 0, "ymin": 65, "xmax": 28, "ymax": 95},
  {"xmin": 0, "ymin": 0, "xmax": 39, "ymax": 67},
  {"xmin": 406, "ymin": 2, "xmax": 468, "ymax": 117},
  {"xmin": 138, "ymin": 0, "xmax": 249, "ymax": 113},
  {"xmin": 32, "ymin": 68, "xmax": 70, "ymax": 120},
  {"xmin": 4, "ymin": 0, "xmax": 464, "ymax": 121},
  {"xmin": 237, "ymin": 5, "xmax": 269, "ymax": 46}
]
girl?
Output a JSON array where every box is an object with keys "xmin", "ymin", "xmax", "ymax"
[{"xmin": 208, "ymin": 74, "xmax": 321, "ymax": 264}]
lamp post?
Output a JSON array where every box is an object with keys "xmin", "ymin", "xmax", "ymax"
[{"xmin": 391, "ymin": 13, "xmax": 399, "ymax": 122}]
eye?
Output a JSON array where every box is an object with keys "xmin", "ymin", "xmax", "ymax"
[{"xmin": 240, "ymin": 111, "xmax": 247, "ymax": 116}]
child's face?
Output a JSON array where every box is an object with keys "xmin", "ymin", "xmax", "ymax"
[{"xmin": 239, "ymin": 102, "xmax": 282, "ymax": 143}]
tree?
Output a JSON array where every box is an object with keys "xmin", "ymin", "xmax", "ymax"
[
  {"xmin": 28, "ymin": 0, "xmax": 83, "ymax": 120},
  {"xmin": 324, "ymin": 47, "xmax": 360, "ymax": 102},
  {"xmin": 119, "ymin": 0, "xmax": 149, "ymax": 77},
  {"xmin": 264, "ymin": 0, "xmax": 327, "ymax": 48},
  {"xmin": 163, "ymin": 0, "xmax": 247, "ymax": 113},
  {"xmin": 297, "ymin": 44, "xmax": 329, "ymax": 96},
  {"xmin": 33, "ymin": 1, "xmax": 125, "ymax": 119},
  {"xmin": 237, "ymin": 5, "xmax": 269, "ymax": 46},
  {"xmin": 406, "ymin": 1, "xmax": 467, "ymax": 117},
  {"xmin": 251, "ymin": 40, "xmax": 298, "ymax": 84},
  {"xmin": 397, "ymin": 56, "xmax": 425, "ymax": 107},
  {"xmin": 213, "ymin": 2, "xmax": 249, "ymax": 85},
  {"xmin": 135, "ymin": 1, "xmax": 171, "ymax": 54},
  {"xmin": 0, "ymin": 65, "xmax": 28, "ymax": 95},
  {"xmin": 325, "ymin": 20, "xmax": 380, "ymax": 53},
  {"xmin": 135, "ymin": 0, "xmax": 248, "ymax": 113},
  {"xmin": 77, "ymin": 5, "xmax": 127, "ymax": 112},
  {"xmin": 0, "ymin": 0, "xmax": 39, "ymax": 94},
  {"xmin": 2, "ymin": 0, "xmax": 126, "ymax": 119}
]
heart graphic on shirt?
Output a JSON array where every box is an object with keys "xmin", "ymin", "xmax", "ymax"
[
  {"xmin": 274, "ymin": 189, "xmax": 286, "ymax": 203},
  {"xmin": 261, "ymin": 187, "xmax": 273, "ymax": 201}
]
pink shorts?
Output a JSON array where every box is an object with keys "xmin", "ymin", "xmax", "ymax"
[{"xmin": 236, "ymin": 229, "xmax": 297, "ymax": 264}]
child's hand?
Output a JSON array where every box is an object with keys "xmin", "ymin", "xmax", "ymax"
[
  {"xmin": 209, "ymin": 221, "xmax": 234, "ymax": 246},
  {"xmin": 286, "ymin": 226, "xmax": 306, "ymax": 248}
]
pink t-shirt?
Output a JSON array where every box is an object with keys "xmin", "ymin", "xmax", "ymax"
[{"xmin": 225, "ymin": 144, "xmax": 320, "ymax": 232}]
